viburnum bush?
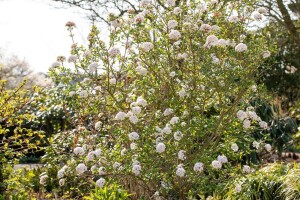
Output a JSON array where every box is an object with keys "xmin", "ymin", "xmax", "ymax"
[{"xmin": 40, "ymin": 0, "xmax": 273, "ymax": 198}]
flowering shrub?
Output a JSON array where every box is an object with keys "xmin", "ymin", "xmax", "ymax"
[
  {"xmin": 41, "ymin": 0, "xmax": 274, "ymax": 198},
  {"xmin": 0, "ymin": 80, "xmax": 45, "ymax": 194}
]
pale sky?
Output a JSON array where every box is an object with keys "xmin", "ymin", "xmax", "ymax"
[{"xmin": 0, "ymin": 0, "xmax": 93, "ymax": 72}]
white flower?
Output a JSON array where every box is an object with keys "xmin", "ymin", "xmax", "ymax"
[
  {"xmin": 136, "ymin": 66, "xmax": 148, "ymax": 75},
  {"xmin": 235, "ymin": 43, "xmax": 247, "ymax": 52},
  {"xmin": 231, "ymin": 143, "xmax": 239, "ymax": 152},
  {"xmin": 108, "ymin": 46, "xmax": 120, "ymax": 57},
  {"xmin": 243, "ymin": 165, "xmax": 251, "ymax": 173},
  {"xmin": 39, "ymin": 174, "xmax": 48, "ymax": 185},
  {"xmin": 178, "ymin": 88, "xmax": 186, "ymax": 98},
  {"xmin": 194, "ymin": 162, "xmax": 204, "ymax": 172},
  {"xmin": 174, "ymin": 131, "xmax": 183, "ymax": 141},
  {"xmin": 132, "ymin": 164, "xmax": 142, "ymax": 176},
  {"xmin": 140, "ymin": 42, "xmax": 154, "ymax": 52},
  {"xmin": 129, "ymin": 115, "xmax": 139, "ymax": 124},
  {"xmin": 96, "ymin": 178, "xmax": 105, "ymax": 187},
  {"xmin": 243, "ymin": 119, "xmax": 251, "ymax": 129},
  {"xmin": 217, "ymin": 155, "xmax": 228, "ymax": 164},
  {"xmin": 99, "ymin": 167, "xmax": 106, "ymax": 175},
  {"xmin": 87, "ymin": 151, "xmax": 96, "ymax": 161},
  {"xmin": 59, "ymin": 179, "xmax": 65, "ymax": 186},
  {"xmin": 173, "ymin": 7, "xmax": 182, "ymax": 15},
  {"xmin": 252, "ymin": 11, "xmax": 263, "ymax": 21},
  {"xmin": 257, "ymin": 7, "xmax": 267, "ymax": 14},
  {"xmin": 129, "ymin": 132, "xmax": 140, "ymax": 141},
  {"xmin": 265, "ymin": 143, "xmax": 272, "ymax": 152},
  {"xmin": 140, "ymin": 0, "xmax": 151, "ymax": 8},
  {"xmin": 217, "ymin": 39, "xmax": 227, "ymax": 47},
  {"xmin": 228, "ymin": 15, "xmax": 239, "ymax": 23},
  {"xmin": 210, "ymin": 0, "xmax": 218, "ymax": 5},
  {"xmin": 51, "ymin": 61, "xmax": 60, "ymax": 69},
  {"xmin": 259, "ymin": 121, "xmax": 268, "ymax": 129},
  {"xmin": 262, "ymin": 50, "xmax": 271, "ymax": 58},
  {"xmin": 88, "ymin": 62, "xmax": 98, "ymax": 73},
  {"xmin": 248, "ymin": 111, "xmax": 258, "ymax": 120},
  {"xmin": 94, "ymin": 149, "xmax": 102, "ymax": 156},
  {"xmin": 74, "ymin": 147, "xmax": 84, "ymax": 156},
  {"xmin": 236, "ymin": 110, "xmax": 247, "ymax": 121},
  {"xmin": 109, "ymin": 78, "xmax": 116, "ymax": 84},
  {"xmin": 168, "ymin": 20, "xmax": 178, "ymax": 29},
  {"xmin": 163, "ymin": 126, "xmax": 172, "ymax": 134},
  {"xmin": 95, "ymin": 121, "xmax": 102, "ymax": 130},
  {"xmin": 235, "ymin": 184, "xmax": 242, "ymax": 193},
  {"xmin": 130, "ymin": 142, "xmax": 138, "ymax": 150},
  {"xmin": 200, "ymin": 24, "xmax": 212, "ymax": 32},
  {"xmin": 166, "ymin": 0, "xmax": 175, "ymax": 7},
  {"xmin": 170, "ymin": 117, "xmax": 179, "ymax": 125},
  {"xmin": 240, "ymin": 34, "xmax": 246, "ymax": 41},
  {"xmin": 113, "ymin": 162, "xmax": 121, "ymax": 170},
  {"xmin": 68, "ymin": 55, "xmax": 78, "ymax": 63},
  {"xmin": 95, "ymin": 86, "xmax": 101, "ymax": 91},
  {"xmin": 176, "ymin": 53, "xmax": 188, "ymax": 60},
  {"xmin": 178, "ymin": 150, "xmax": 186, "ymax": 160},
  {"xmin": 136, "ymin": 96, "xmax": 147, "ymax": 107},
  {"xmin": 115, "ymin": 111, "xmax": 126, "ymax": 120},
  {"xmin": 211, "ymin": 25, "xmax": 220, "ymax": 31},
  {"xmin": 111, "ymin": 19, "xmax": 122, "ymax": 28},
  {"xmin": 156, "ymin": 143, "xmax": 166, "ymax": 153},
  {"xmin": 79, "ymin": 90, "xmax": 88, "ymax": 98},
  {"xmin": 57, "ymin": 167, "xmax": 66, "ymax": 179},
  {"xmin": 91, "ymin": 165, "xmax": 97, "ymax": 173},
  {"xmin": 163, "ymin": 108, "xmax": 173, "ymax": 116},
  {"xmin": 212, "ymin": 56, "xmax": 220, "ymax": 64},
  {"xmin": 134, "ymin": 13, "xmax": 145, "ymax": 24},
  {"xmin": 169, "ymin": 30, "xmax": 181, "ymax": 41},
  {"xmin": 253, "ymin": 141, "xmax": 260, "ymax": 149},
  {"xmin": 204, "ymin": 35, "xmax": 218, "ymax": 48},
  {"xmin": 121, "ymin": 148, "xmax": 126, "ymax": 156},
  {"xmin": 69, "ymin": 91, "xmax": 76, "ymax": 97},
  {"xmin": 169, "ymin": 71, "xmax": 176, "ymax": 77},
  {"xmin": 132, "ymin": 106, "xmax": 142, "ymax": 115},
  {"xmin": 176, "ymin": 165, "xmax": 186, "ymax": 177},
  {"xmin": 212, "ymin": 160, "xmax": 222, "ymax": 169},
  {"xmin": 76, "ymin": 163, "xmax": 87, "ymax": 175},
  {"xmin": 251, "ymin": 85, "xmax": 257, "ymax": 92}
]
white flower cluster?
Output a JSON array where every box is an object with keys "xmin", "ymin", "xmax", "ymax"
[
  {"xmin": 96, "ymin": 178, "xmax": 105, "ymax": 187},
  {"xmin": 140, "ymin": 42, "xmax": 154, "ymax": 52},
  {"xmin": 176, "ymin": 165, "xmax": 186, "ymax": 177},
  {"xmin": 136, "ymin": 65, "xmax": 147, "ymax": 75},
  {"xmin": 231, "ymin": 143, "xmax": 239, "ymax": 152},
  {"xmin": 193, "ymin": 162, "xmax": 204, "ymax": 173},
  {"xmin": 76, "ymin": 163, "xmax": 87, "ymax": 175},
  {"xmin": 129, "ymin": 132, "xmax": 140, "ymax": 141},
  {"xmin": 57, "ymin": 165, "xmax": 68, "ymax": 179},
  {"xmin": 169, "ymin": 30, "xmax": 181, "ymax": 41},
  {"xmin": 39, "ymin": 173, "xmax": 48, "ymax": 185},
  {"xmin": 108, "ymin": 46, "xmax": 120, "ymax": 57},
  {"xmin": 236, "ymin": 108, "xmax": 268, "ymax": 129},
  {"xmin": 178, "ymin": 150, "xmax": 186, "ymax": 160},
  {"xmin": 235, "ymin": 43, "xmax": 247, "ymax": 52},
  {"xmin": 167, "ymin": 20, "xmax": 178, "ymax": 29},
  {"xmin": 156, "ymin": 142, "xmax": 166, "ymax": 153},
  {"xmin": 132, "ymin": 163, "xmax": 142, "ymax": 176},
  {"xmin": 74, "ymin": 147, "xmax": 85, "ymax": 156}
]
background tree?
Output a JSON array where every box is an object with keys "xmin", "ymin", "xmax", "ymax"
[{"xmin": 0, "ymin": 50, "xmax": 53, "ymax": 89}]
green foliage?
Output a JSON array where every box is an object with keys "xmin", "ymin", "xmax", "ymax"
[
  {"xmin": 225, "ymin": 163, "xmax": 300, "ymax": 200},
  {"xmin": 84, "ymin": 183, "xmax": 131, "ymax": 200}
]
